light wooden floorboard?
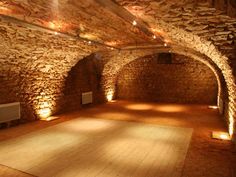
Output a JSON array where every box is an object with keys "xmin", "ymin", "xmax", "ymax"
[{"xmin": 0, "ymin": 118, "xmax": 192, "ymax": 177}]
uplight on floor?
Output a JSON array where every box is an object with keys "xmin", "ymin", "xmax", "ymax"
[
  {"xmin": 212, "ymin": 131, "xmax": 231, "ymax": 140},
  {"xmin": 40, "ymin": 116, "xmax": 59, "ymax": 121}
]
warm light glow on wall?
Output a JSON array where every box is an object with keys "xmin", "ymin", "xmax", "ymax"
[
  {"xmin": 106, "ymin": 90, "xmax": 114, "ymax": 102},
  {"xmin": 0, "ymin": 6, "xmax": 12, "ymax": 14},
  {"xmin": 49, "ymin": 22, "xmax": 56, "ymax": 29},
  {"xmin": 35, "ymin": 92, "xmax": 55, "ymax": 120},
  {"xmin": 151, "ymin": 28, "xmax": 164, "ymax": 35},
  {"xmin": 47, "ymin": 21, "xmax": 68, "ymax": 32},
  {"xmin": 79, "ymin": 33, "xmax": 98, "ymax": 41},
  {"xmin": 105, "ymin": 41, "xmax": 117, "ymax": 47},
  {"xmin": 229, "ymin": 113, "xmax": 234, "ymax": 137}
]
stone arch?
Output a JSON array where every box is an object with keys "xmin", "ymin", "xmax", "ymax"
[
  {"xmin": 0, "ymin": 16, "xmax": 104, "ymax": 120},
  {"xmin": 156, "ymin": 20, "xmax": 236, "ymax": 138},
  {"xmin": 114, "ymin": 50, "xmax": 223, "ymax": 106},
  {"xmin": 101, "ymin": 46, "xmax": 232, "ymax": 137},
  {"xmin": 102, "ymin": 47, "xmax": 225, "ymax": 103},
  {"xmin": 116, "ymin": 2, "xmax": 236, "ymax": 138}
]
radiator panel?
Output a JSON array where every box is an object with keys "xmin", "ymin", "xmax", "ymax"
[
  {"xmin": 82, "ymin": 92, "xmax": 93, "ymax": 105},
  {"xmin": 0, "ymin": 102, "xmax": 20, "ymax": 123}
]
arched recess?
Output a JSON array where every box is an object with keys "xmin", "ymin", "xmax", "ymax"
[
  {"xmin": 32, "ymin": 50, "xmax": 107, "ymax": 120},
  {"xmin": 59, "ymin": 53, "xmax": 105, "ymax": 113},
  {"xmin": 101, "ymin": 46, "xmax": 232, "ymax": 137},
  {"xmin": 115, "ymin": 53, "xmax": 220, "ymax": 105}
]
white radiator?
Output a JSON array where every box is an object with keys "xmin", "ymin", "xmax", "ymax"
[
  {"xmin": 82, "ymin": 92, "xmax": 93, "ymax": 105},
  {"xmin": 0, "ymin": 102, "xmax": 20, "ymax": 123}
]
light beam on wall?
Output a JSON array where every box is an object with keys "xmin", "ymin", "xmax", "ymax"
[
  {"xmin": 0, "ymin": 6, "xmax": 12, "ymax": 14},
  {"xmin": 229, "ymin": 113, "xmax": 234, "ymax": 137},
  {"xmin": 106, "ymin": 90, "xmax": 114, "ymax": 102},
  {"xmin": 35, "ymin": 92, "xmax": 57, "ymax": 120}
]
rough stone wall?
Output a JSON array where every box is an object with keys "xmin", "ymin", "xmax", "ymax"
[
  {"xmin": 116, "ymin": 54, "xmax": 218, "ymax": 104},
  {"xmin": 0, "ymin": 17, "xmax": 103, "ymax": 120}
]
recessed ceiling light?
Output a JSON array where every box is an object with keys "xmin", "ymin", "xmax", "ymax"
[
  {"xmin": 153, "ymin": 35, "xmax": 156, "ymax": 39},
  {"xmin": 132, "ymin": 20, "xmax": 137, "ymax": 26}
]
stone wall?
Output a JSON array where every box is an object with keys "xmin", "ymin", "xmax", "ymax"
[
  {"xmin": 116, "ymin": 54, "xmax": 218, "ymax": 104},
  {"xmin": 207, "ymin": 0, "xmax": 236, "ymax": 17},
  {"xmin": 0, "ymin": 16, "xmax": 103, "ymax": 121}
]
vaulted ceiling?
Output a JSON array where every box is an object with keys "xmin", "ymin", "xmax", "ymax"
[
  {"xmin": 0, "ymin": 0, "xmax": 166, "ymax": 47},
  {"xmin": 0, "ymin": 0, "xmax": 235, "ymax": 58}
]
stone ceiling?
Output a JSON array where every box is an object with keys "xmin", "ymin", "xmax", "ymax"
[
  {"xmin": 0, "ymin": 0, "xmax": 235, "ymax": 51},
  {"xmin": 0, "ymin": 0, "xmax": 161, "ymax": 47}
]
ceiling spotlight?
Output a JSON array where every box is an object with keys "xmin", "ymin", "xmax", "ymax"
[
  {"xmin": 164, "ymin": 43, "xmax": 168, "ymax": 47},
  {"xmin": 132, "ymin": 20, "xmax": 137, "ymax": 26},
  {"xmin": 88, "ymin": 41, "xmax": 92, "ymax": 44},
  {"xmin": 153, "ymin": 35, "xmax": 156, "ymax": 39},
  {"xmin": 49, "ymin": 22, "xmax": 56, "ymax": 29},
  {"xmin": 54, "ymin": 31, "xmax": 58, "ymax": 35}
]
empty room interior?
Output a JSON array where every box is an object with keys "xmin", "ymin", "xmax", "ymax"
[{"xmin": 0, "ymin": 0, "xmax": 236, "ymax": 177}]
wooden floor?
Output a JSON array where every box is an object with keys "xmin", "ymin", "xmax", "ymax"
[
  {"xmin": 0, "ymin": 100, "xmax": 235, "ymax": 177},
  {"xmin": 0, "ymin": 118, "xmax": 192, "ymax": 177}
]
